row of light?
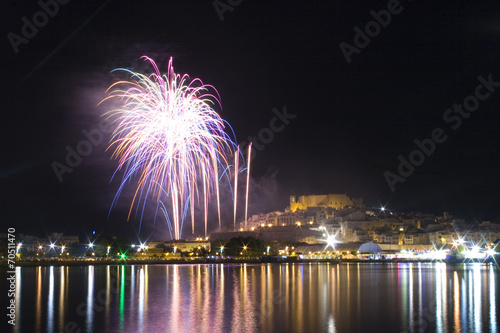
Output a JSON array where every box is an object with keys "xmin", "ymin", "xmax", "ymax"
[
  {"xmin": 243, "ymin": 220, "xmax": 318, "ymax": 231},
  {"xmin": 18, "ymin": 242, "xmax": 112, "ymax": 255}
]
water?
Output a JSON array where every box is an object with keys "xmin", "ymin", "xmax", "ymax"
[{"xmin": 3, "ymin": 262, "xmax": 499, "ymax": 333}]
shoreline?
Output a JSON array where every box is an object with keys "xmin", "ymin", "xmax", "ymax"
[{"xmin": 2, "ymin": 258, "xmax": 496, "ymax": 267}]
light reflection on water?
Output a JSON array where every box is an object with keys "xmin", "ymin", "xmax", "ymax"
[{"xmin": 7, "ymin": 262, "xmax": 499, "ymax": 333}]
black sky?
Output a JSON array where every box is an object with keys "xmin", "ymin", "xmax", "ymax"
[{"xmin": 1, "ymin": 0, "xmax": 499, "ymax": 240}]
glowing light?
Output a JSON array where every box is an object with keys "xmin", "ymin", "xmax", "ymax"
[
  {"xmin": 244, "ymin": 142, "xmax": 252, "ymax": 229},
  {"xmin": 486, "ymin": 249, "xmax": 496, "ymax": 257},
  {"xmin": 233, "ymin": 146, "xmax": 239, "ymax": 229},
  {"xmin": 465, "ymin": 246, "xmax": 486, "ymax": 259},
  {"xmin": 326, "ymin": 235, "xmax": 336, "ymax": 249},
  {"xmin": 101, "ymin": 56, "xmax": 237, "ymax": 240}
]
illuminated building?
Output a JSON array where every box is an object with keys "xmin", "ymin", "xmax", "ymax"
[{"xmin": 289, "ymin": 194, "xmax": 359, "ymax": 212}]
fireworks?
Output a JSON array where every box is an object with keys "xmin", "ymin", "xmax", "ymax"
[
  {"xmin": 101, "ymin": 56, "xmax": 237, "ymax": 240},
  {"xmin": 244, "ymin": 143, "xmax": 252, "ymax": 228}
]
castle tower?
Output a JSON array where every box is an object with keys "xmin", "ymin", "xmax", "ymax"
[{"xmin": 290, "ymin": 195, "xmax": 297, "ymax": 212}]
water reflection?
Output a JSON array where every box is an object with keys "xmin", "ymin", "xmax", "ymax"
[
  {"xmin": 125, "ymin": 265, "xmax": 131, "ymax": 332},
  {"xmin": 473, "ymin": 264, "xmax": 481, "ymax": 332},
  {"xmin": 490, "ymin": 265, "xmax": 497, "ymax": 333},
  {"xmin": 58, "ymin": 266, "xmax": 66, "ymax": 331},
  {"xmin": 87, "ymin": 265, "xmax": 94, "ymax": 333},
  {"xmin": 47, "ymin": 266, "xmax": 54, "ymax": 333},
  {"xmin": 10, "ymin": 263, "xmax": 499, "ymax": 333},
  {"xmin": 35, "ymin": 267, "xmax": 42, "ymax": 332},
  {"xmin": 14, "ymin": 266, "xmax": 21, "ymax": 333}
]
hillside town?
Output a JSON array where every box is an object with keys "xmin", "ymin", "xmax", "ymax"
[{"xmin": 3, "ymin": 194, "xmax": 500, "ymax": 262}]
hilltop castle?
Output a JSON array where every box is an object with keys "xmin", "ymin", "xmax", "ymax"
[{"xmin": 289, "ymin": 194, "xmax": 362, "ymax": 212}]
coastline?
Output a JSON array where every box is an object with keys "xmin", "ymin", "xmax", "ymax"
[{"xmin": 2, "ymin": 258, "xmax": 496, "ymax": 267}]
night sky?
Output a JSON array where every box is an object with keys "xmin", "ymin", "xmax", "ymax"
[{"xmin": 2, "ymin": 0, "xmax": 499, "ymax": 240}]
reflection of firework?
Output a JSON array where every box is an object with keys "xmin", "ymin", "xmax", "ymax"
[{"xmin": 101, "ymin": 56, "xmax": 236, "ymax": 239}]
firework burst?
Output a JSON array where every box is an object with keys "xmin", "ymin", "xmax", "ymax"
[{"xmin": 100, "ymin": 56, "xmax": 237, "ymax": 239}]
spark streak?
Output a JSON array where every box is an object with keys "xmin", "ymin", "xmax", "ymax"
[{"xmin": 101, "ymin": 56, "xmax": 236, "ymax": 239}]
